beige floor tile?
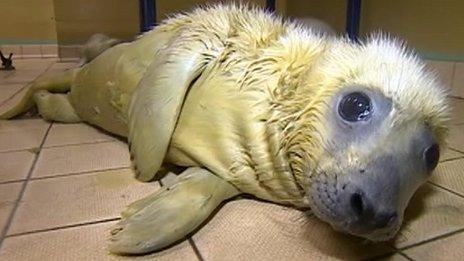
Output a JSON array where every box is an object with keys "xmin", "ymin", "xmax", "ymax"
[
  {"xmin": 0, "ymin": 59, "xmax": 55, "ymax": 84},
  {"xmin": 8, "ymin": 168, "xmax": 158, "ymax": 235},
  {"xmin": 0, "ymin": 221, "xmax": 198, "ymax": 261},
  {"xmin": 403, "ymin": 230, "xmax": 464, "ymax": 260},
  {"xmin": 0, "ymin": 87, "xmax": 28, "ymax": 116},
  {"xmin": 44, "ymin": 123, "xmax": 116, "ymax": 148},
  {"xmin": 48, "ymin": 61, "xmax": 78, "ymax": 71},
  {"xmin": 392, "ymin": 184, "xmax": 464, "ymax": 248},
  {"xmin": 430, "ymin": 158, "xmax": 464, "ymax": 195},
  {"xmin": 33, "ymin": 141, "xmax": 131, "ymax": 178},
  {"xmin": 11, "ymin": 59, "xmax": 56, "ymax": 71},
  {"xmin": 40, "ymin": 61, "xmax": 78, "ymax": 77},
  {"xmin": 440, "ymin": 148, "xmax": 464, "ymax": 162},
  {"xmin": 448, "ymin": 124, "xmax": 464, "ymax": 152},
  {"xmin": 193, "ymin": 199, "xmax": 393, "ymax": 261},
  {"xmin": 0, "ymin": 84, "xmax": 25, "ymax": 104},
  {"xmin": 376, "ymin": 253, "xmax": 410, "ymax": 261},
  {"xmin": 426, "ymin": 60, "xmax": 454, "ymax": 88},
  {"xmin": 0, "ymin": 118, "xmax": 48, "ymax": 131},
  {"xmin": 0, "ymin": 71, "xmax": 44, "ymax": 85},
  {"xmin": 452, "ymin": 62, "xmax": 464, "ymax": 98},
  {"xmin": 450, "ymin": 98, "xmax": 464, "ymax": 125},
  {"xmin": 0, "ymin": 151, "xmax": 35, "ymax": 183},
  {"xmin": 0, "ymin": 119, "xmax": 49, "ymax": 152},
  {"xmin": 0, "ymin": 182, "xmax": 22, "ymax": 235}
]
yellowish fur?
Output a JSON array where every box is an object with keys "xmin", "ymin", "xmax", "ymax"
[
  {"xmin": 1, "ymin": 4, "xmax": 450, "ymax": 207},
  {"xmin": 157, "ymin": 4, "xmax": 449, "ymax": 206},
  {"xmin": 0, "ymin": 5, "xmax": 451, "ymax": 254}
]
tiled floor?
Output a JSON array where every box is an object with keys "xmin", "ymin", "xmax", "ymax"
[{"xmin": 0, "ymin": 59, "xmax": 463, "ymax": 260}]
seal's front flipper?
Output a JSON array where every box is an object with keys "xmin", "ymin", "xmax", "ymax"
[
  {"xmin": 128, "ymin": 34, "xmax": 213, "ymax": 182},
  {"xmin": 108, "ymin": 168, "xmax": 240, "ymax": 255}
]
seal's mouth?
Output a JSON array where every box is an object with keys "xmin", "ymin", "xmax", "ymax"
[{"xmin": 306, "ymin": 171, "xmax": 403, "ymax": 242}]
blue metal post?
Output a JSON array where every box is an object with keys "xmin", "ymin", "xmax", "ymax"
[
  {"xmin": 139, "ymin": 0, "xmax": 156, "ymax": 32},
  {"xmin": 266, "ymin": 0, "xmax": 276, "ymax": 13},
  {"xmin": 346, "ymin": 0, "xmax": 361, "ymax": 41}
]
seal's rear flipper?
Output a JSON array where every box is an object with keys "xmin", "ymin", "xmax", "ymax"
[
  {"xmin": 33, "ymin": 90, "xmax": 81, "ymax": 123},
  {"xmin": 79, "ymin": 33, "xmax": 123, "ymax": 65},
  {"xmin": 0, "ymin": 69, "xmax": 78, "ymax": 119},
  {"xmin": 108, "ymin": 167, "xmax": 240, "ymax": 255}
]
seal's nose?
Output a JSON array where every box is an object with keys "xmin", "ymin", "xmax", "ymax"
[{"xmin": 348, "ymin": 191, "xmax": 397, "ymax": 229}]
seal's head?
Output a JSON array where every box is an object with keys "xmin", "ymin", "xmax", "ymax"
[{"xmin": 291, "ymin": 36, "xmax": 450, "ymax": 241}]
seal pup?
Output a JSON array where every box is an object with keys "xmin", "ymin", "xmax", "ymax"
[{"xmin": 0, "ymin": 4, "xmax": 449, "ymax": 255}]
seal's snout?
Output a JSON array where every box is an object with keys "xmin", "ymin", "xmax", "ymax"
[
  {"xmin": 346, "ymin": 190, "xmax": 397, "ymax": 230},
  {"xmin": 338, "ymin": 183, "xmax": 398, "ymax": 233}
]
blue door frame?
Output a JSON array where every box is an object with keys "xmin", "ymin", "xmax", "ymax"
[
  {"xmin": 139, "ymin": 0, "xmax": 156, "ymax": 32},
  {"xmin": 346, "ymin": 0, "xmax": 362, "ymax": 41},
  {"xmin": 139, "ymin": 0, "xmax": 361, "ymax": 40}
]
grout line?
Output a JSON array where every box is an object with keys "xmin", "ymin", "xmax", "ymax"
[
  {"xmin": 0, "ymin": 138, "xmax": 118, "ymax": 154},
  {"xmin": 450, "ymin": 96, "xmax": 464, "ymax": 100},
  {"xmin": 0, "ymin": 85, "xmax": 29, "ymax": 107},
  {"xmin": 6, "ymin": 218, "xmax": 121, "ymax": 238},
  {"xmin": 0, "ymin": 60, "xmax": 56, "ymax": 107},
  {"xmin": 398, "ymin": 227, "xmax": 464, "ymax": 251},
  {"xmin": 28, "ymin": 166, "xmax": 132, "ymax": 181},
  {"xmin": 398, "ymin": 251, "xmax": 414, "ymax": 261},
  {"xmin": 0, "ymin": 179, "xmax": 26, "ymax": 186},
  {"xmin": 360, "ymin": 248, "xmax": 398, "ymax": 261},
  {"xmin": 159, "ymin": 178, "xmax": 205, "ymax": 261},
  {"xmin": 0, "ymin": 167, "xmax": 132, "ymax": 186},
  {"xmin": 427, "ymin": 181, "xmax": 464, "ymax": 198},
  {"xmin": 0, "ymin": 146, "xmax": 42, "ymax": 154},
  {"xmin": 0, "ymin": 122, "xmax": 53, "ymax": 249},
  {"xmin": 42, "ymin": 139, "xmax": 117, "ymax": 149},
  {"xmin": 188, "ymin": 238, "xmax": 205, "ymax": 261},
  {"xmin": 160, "ymin": 177, "xmax": 206, "ymax": 261},
  {"xmin": 439, "ymin": 155, "xmax": 464, "ymax": 163},
  {"xmin": 449, "ymin": 147, "xmax": 464, "ymax": 154}
]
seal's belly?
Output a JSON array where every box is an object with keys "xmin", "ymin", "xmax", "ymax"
[
  {"xmin": 70, "ymin": 45, "xmax": 146, "ymax": 136},
  {"xmin": 70, "ymin": 29, "xmax": 175, "ymax": 137}
]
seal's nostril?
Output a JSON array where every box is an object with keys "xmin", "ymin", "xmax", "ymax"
[
  {"xmin": 350, "ymin": 192, "xmax": 364, "ymax": 216},
  {"xmin": 373, "ymin": 212, "xmax": 397, "ymax": 229},
  {"xmin": 424, "ymin": 143, "xmax": 440, "ymax": 171}
]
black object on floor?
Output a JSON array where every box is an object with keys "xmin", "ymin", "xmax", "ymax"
[{"xmin": 0, "ymin": 51, "xmax": 15, "ymax": 70}]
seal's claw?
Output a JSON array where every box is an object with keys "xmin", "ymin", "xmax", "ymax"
[{"xmin": 108, "ymin": 167, "xmax": 240, "ymax": 255}]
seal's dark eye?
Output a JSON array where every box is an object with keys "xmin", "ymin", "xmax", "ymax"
[
  {"xmin": 424, "ymin": 143, "xmax": 440, "ymax": 171},
  {"xmin": 338, "ymin": 92, "xmax": 372, "ymax": 122}
]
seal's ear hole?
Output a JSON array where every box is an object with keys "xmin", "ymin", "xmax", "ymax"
[
  {"xmin": 424, "ymin": 143, "xmax": 440, "ymax": 171},
  {"xmin": 338, "ymin": 92, "xmax": 372, "ymax": 122}
]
